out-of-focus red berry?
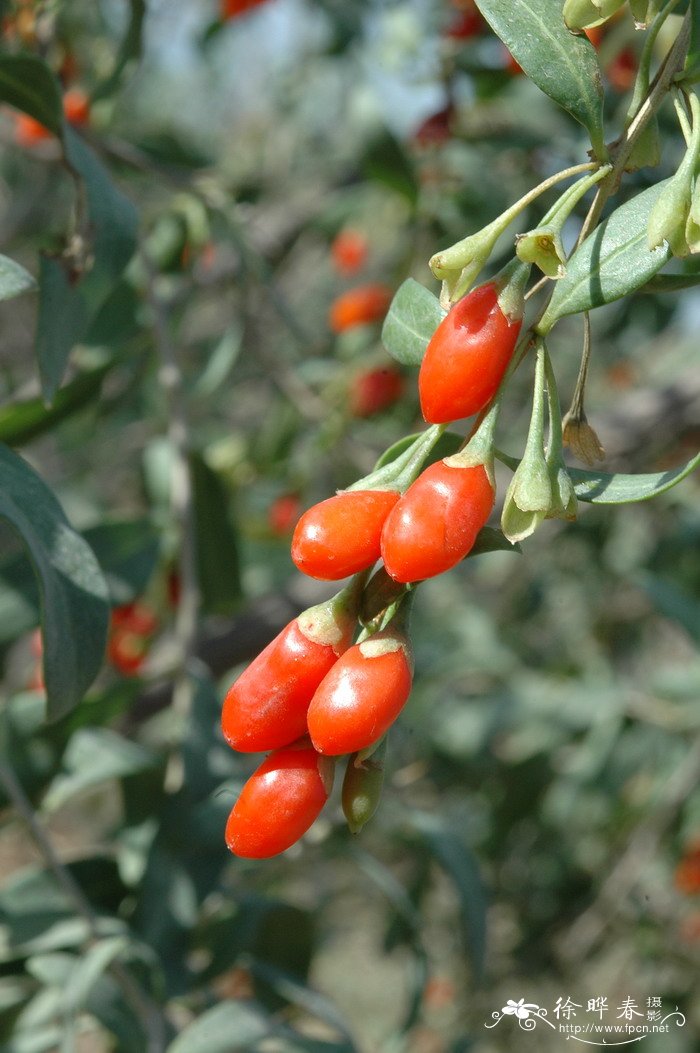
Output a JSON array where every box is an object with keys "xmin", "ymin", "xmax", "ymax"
[
  {"xmin": 331, "ymin": 229, "xmax": 368, "ymax": 276},
  {"xmin": 606, "ymin": 47, "xmax": 637, "ymax": 92},
  {"xmin": 268, "ymin": 493, "xmax": 301, "ymax": 536},
  {"xmin": 412, "ymin": 105, "xmax": 454, "ymax": 148},
  {"xmin": 445, "ymin": 3, "xmax": 483, "ymax": 40},
  {"xmin": 111, "ymin": 602, "xmax": 158, "ymax": 637},
  {"xmin": 329, "ymin": 284, "xmax": 393, "ymax": 333},
  {"xmin": 220, "ymin": 0, "xmax": 270, "ymax": 20},
  {"xmin": 167, "ymin": 569, "xmax": 182, "ymax": 609},
  {"xmin": 675, "ymin": 843, "xmax": 700, "ymax": 895},
  {"xmin": 502, "ymin": 45, "xmax": 523, "ymax": 75},
  {"xmin": 350, "ymin": 366, "xmax": 404, "ymax": 418},
  {"xmin": 62, "ymin": 88, "xmax": 90, "ymax": 126},
  {"xmin": 107, "ymin": 628, "xmax": 149, "ymax": 676},
  {"xmin": 14, "ymin": 112, "xmax": 52, "ymax": 147}
]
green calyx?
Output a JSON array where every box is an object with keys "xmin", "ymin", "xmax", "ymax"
[
  {"xmin": 501, "ymin": 342, "xmax": 552, "ymax": 544},
  {"xmin": 563, "ymin": 0, "xmax": 625, "ymax": 31},
  {"xmin": 429, "ymin": 163, "xmax": 599, "ymax": 306},
  {"xmin": 515, "ymin": 165, "xmax": 611, "ymax": 279},
  {"xmin": 346, "ymin": 424, "xmax": 446, "ymax": 495},
  {"xmin": 629, "ymin": 0, "xmax": 663, "ymax": 27},
  {"xmin": 686, "ymin": 176, "xmax": 700, "ymax": 252},
  {"xmin": 342, "ymin": 738, "xmax": 387, "ymax": 834},
  {"xmin": 297, "ymin": 569, "xmax": 370, "ymax": 651},
  {"xmin": 542, "ymin": 348, "xmax": 577, "ymax": 522},
  {"xmin": 647, "ymin": 93, "xmax": 700, "ymax": 257}
]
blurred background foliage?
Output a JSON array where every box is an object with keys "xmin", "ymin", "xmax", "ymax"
[{"xmin": 0, "ymin": 0, "xmax": 699, "ymax": 1051}]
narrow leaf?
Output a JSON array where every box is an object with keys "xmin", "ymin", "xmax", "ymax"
[
  {"xmin": 0, "ymin": 54, "xmax": 63, "ymax": 134},
  {"xmin": 381, "ymin": 279, "xmax": 445, "ymax": 367},
  {"xmin": 92, "ymin": 0, "xmax": 146, "ymax": 102},
  {"xmin": 0, "ymin": 254, "xmax": 36, "ymax": 301},
  {"xmin": 36, "ymin": 128, "xmax": 138, "ymax": 401},
  {"xmin": 538, "ymin": 182, "xmax": 672, "ymax": 331},
  {"xmin": 0, "ymin": 363, "xmax": 111, "ymax": 446},
  {"xmin": 0, "ymin": 444, "xmax": 109, "ymax": 719},
  {"xmin": 475, "ymin": 0, "xmax": 605, "ymax": 158},
  {"xmin": 495, "ymin": 448, "xmax": 700, "ymax": 503},
  {"xmin": 640, "ymin": 271, "xmax": 700, "ymax": 294},
  {"xmin": 167, "ymin": 1001, "xmax": 272, "ymax": 1053},
  {"xmin": 190, "ymin": 452, "xmax": 242, "ymax": 614}
]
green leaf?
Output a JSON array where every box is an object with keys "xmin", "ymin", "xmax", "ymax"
[
  {"xmin": 0, "ymin": 363, "xmax": 111, "ymax": 447},
  {"xmin": 92, "ymin": 0, "xmax": 146, "ymax": 102},
  {"xmin": 0, "ymin": 255, "xmax": 36, "ymax": 302},
  {"xmin": 689, "ymin": 0, "xmax": 700, "ymax": 73},
  {"xmin": 167, "ymin": 1001, "xmax": 273, "ymax": 1053},
  {"xmin": 0, "ymin": 55, "xmax": 63, "ymax": 135},
  {"xmin": 640, "ymin": 271, "xmax": 700, "ymax": 294},
  {"xmin": 469, "ymin": 526, "xmax": 521, "ymax": 557},
  {"xmin": 62, "ymin": 937, "xmax": 130, "ymax": 1011},
  {"xmin": 569, "ymin": 452, "xmax": 700, "ymax": 503},
  {"xmin": 381, "ymin": 279, "xmax": 444, "ymax": 367},
  {"xmin": 375, "ymin": 430, "xmax": 463, "ymax": 470},
  {"xmin": 36, "ymin": 128, "xmax": 138, "ymax": 401},
  {"xmin": 538, "ymin": 183, "xmax": 672, "ymax": 332},
  {"xmin": 190, "ymin": 452, "xmax": 242, "ymax": 614},
  {"xmin": 82, "ymin": 519, "xmax": 160, "ymax": 605},
  {"xmin": 41, "ymin": 728, "xmax": 159, "ymax": 813},
  {"xmin": 0, "ymin": 445, "xmax": 109, "ymax": 719},
  {"xmin": 475, "ymin": 0, "xmax": 605, "ymax": 158},
  {"xmin": 406, "ymin": 812, "xmax": 487, "ymax": 982},
  {"xmin": 495, "ymin": 447, "xmax": 700, "ymax": 503}
]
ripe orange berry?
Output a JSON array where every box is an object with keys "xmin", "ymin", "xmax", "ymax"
[
  {"xmin": 62, "ymin": 88, "xmax": 90, "ymax": 126},
  {"xmin": 381, "ymin": 461, "xmax": 495, "ymax": 583},
  {"xmin": 14, "ymin": 112, "xmax": 52, "ymax": 147},
  {"xmin": 307, "ymin": 627, "xmax": 413, "ymax": 756},
  {"xmin": 111, "ymin": 602, "xmax": 158, "ymax": 637},
  {"xmin": 331, "ymin": 229, "xmax": 368, "ymax": 276},
  {"xmin": 291, "ymin": 489, "xmax": 400, "ymax": 580},
  {"xmin": 419, "ymin": 281, "xmax": 523, "ymax": 424},
  {"xmin": 221, "ymin": 612, "xmax": 351, "ymax": 753},
  {"xmin": 445, "ymin": 3, "xmax": 483, "ymax": 40},
  {"xmin": 329, "ymin": 284, "xmax": 393, "ymax": 333},
  {"xmin": 225, "ymin": 745, "xmax": 333, "ymax": 858},
  {"xmin": 350, "ymin": 366, "xmax": 404, "ymax": 418}
]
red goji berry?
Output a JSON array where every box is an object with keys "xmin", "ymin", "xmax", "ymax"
[
  {"xmin": 108, "ymin": 628, "xmax": 148, "ymax": 676},
  {"xmin": 268, "ymin": 493, "xmax": 301, "ymax": 536},
  {"xmin": 381, "ymin": 460, "xmax": 494, "ymax": 582},
  {"xmin": 606, "ymin": 47, "xmax": 637, "ymax": 92},
  {"xmin": 329, "ymin": 284, "xmax": 393, "ymax": 333},
  {"xmin": 446, "ymin": 6, "xmax": 483, "ymax": 40},
  {"xmin": 221, "ymin": 594, "xmax": 355, "ymax": 752},
  {"xmin": 111, "ymin": 601, "xmax": 158, "ymax": 637},
  {"xmin": 62, "ymin": 88, "xmax": 90, "ymax": 126},
  {"xmin": 307, "ymin": 627, "xmax": 413, "ymax": 756},
  {"xmin": 675, "ymin": 843, "xmax": 700, "ymax": 895},
  {"xmin": 331, "ymin": 229, "xmax": 368, "ymax": 276},
  {"xmin": 412, "ymin": 105, "xmax": 454, "ymax": 148},
  {"xmin": 350, "ymin": 366, "xmax": 404, "ymax": 418},
  {"xmin": 419, "ymin": 281, "xmax": 522, "ymax": 424},
  {"xmin": 220, "ymin": 0, "xmax": 269, "ymax": 19},
  {"xmin": 291, "ymin": 489, "xmax": 399, "ymax": 580},
  {"xmin": 225, "ymin": 745, "xmax": 333, "ymax": 858}
]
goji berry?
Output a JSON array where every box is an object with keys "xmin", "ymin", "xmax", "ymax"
[
  {"xmin": 225, "ymin": 745, "xmax": 333, "ymax": 858},
  {"xmin": 381, "ymin": 460, "xmax": 494, "ymax": 582},
  {"xmin": 350, "ymin": 366, "xmax": 404, "ymax": 417},
  {"xmin": 418, "ymin": 281, "xmax": 523, "ymax": 424},
  {"xmin": 445, "ymin": 5, "xmax": 483, "ymax": 40},
  {"xmin": 329, "ymin": 284, "xmax": 393, "ymax": 333},
  {"xmin": 108, "ymin": 627, "xmax": 148, "ymax": 676},
  {"xmin": 220, "ymin": 0, "xmax": 269, "ymax": 19},
  {"xmin": 268, "ymin": 493, "xmax": 301, "ymax": 536},
  {"xmin": 307, "ymin": 626, "xmax": 413, "ymax": 756},
  {"xmin": 606, "ymin": 47, "xmax": 637, "ymax": 92},
  {"xmin": 331, "ymin": 229, "xmax": 368, "ymax": 276},
  {"xmin": 291, "ymin": 489, "xmax": 399, "ymax": 580},
  {"xmin": 675, "ymin": 843, "xmax": 700, "ymax": 895},
  {"xmin": 111, "ymin": 601, "xmax": 158, "ymax": 637},
  {"xmin": 62, "ymin": 88, "xmax": 90, "ymax": 126},
  {"xmin": 412, "ymin": 105, "xmax": 453, "ymax": 148},
  {"xmin": 221, "ymin": 590, "xmax": 356, "ymax": 752}
]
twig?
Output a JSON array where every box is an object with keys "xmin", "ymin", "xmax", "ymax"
[{"xmin": 0, "ymin": 763, "xmax": 167, "ymax": 1052}]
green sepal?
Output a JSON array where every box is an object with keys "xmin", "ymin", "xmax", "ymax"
[
  {"xmin": 563, "ymin": 0, "xmax": 625, "ymax": 30},
  {"xmin": 342, "ymin": 739, "xmax": 387, "ymax": 834},
  {"xmin": 516, "ymin": 225, "xmax": 566, "ymax": 278}
]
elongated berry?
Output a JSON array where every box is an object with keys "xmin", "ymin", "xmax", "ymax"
[
  {"xmin": 221, "ymin": 593, "xmax": 356, "ymax": 752},
  {"xmin": 292, "ymin": 489, "xmax": 399, "ymax": 580},
  {"xmin": 419, "ymin": 282, "xmax": 522, "ymax": 424},
  {"xmin": 381, "ymin": 460, "xmax": 494, "ymax": 582},
  {"xmin": 226, "ymin": 745, "xmax": 334, "ymax": 858},
  {"xmin": 307, "ymin": 629, "xmax": 413, "ymax": 756},
  {"xmin": 329, "ymin": 284, "xmax": 392, "ymax": 333}
]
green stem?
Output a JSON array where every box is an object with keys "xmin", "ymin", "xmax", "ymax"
[
  {"xmin": 539, "ymin": 165, "xmax": 612, "ymax": 228},
  {"xmin": 629, "ymin": 0, "xmax": 681, "ymax": 118},
  {"xmin": 347, "ymin": 424, "xmax": 446, "ymax": 494}
]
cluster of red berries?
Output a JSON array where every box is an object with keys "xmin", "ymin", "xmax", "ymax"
[
  {"xmin": 223, "ymin": 274, "xmax": 524, "ymax": 858},
  {"xmin": 107, "ymin": 601, "xmax": 158, "ymax": 677}
]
